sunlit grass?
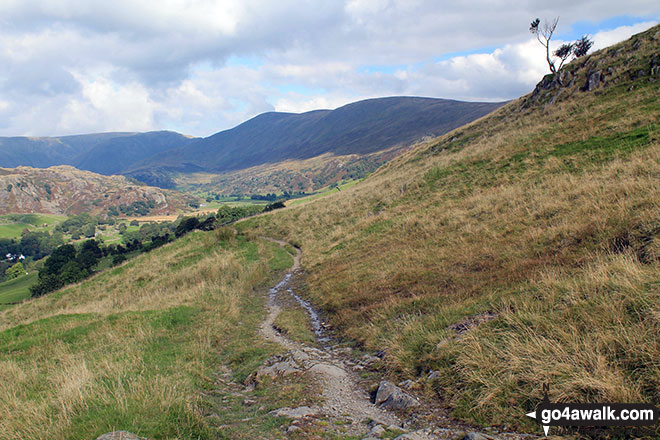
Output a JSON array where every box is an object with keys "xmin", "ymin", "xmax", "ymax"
[
  {"xmin": 0, "ymin": 231, "xmax": 308, "ymax": 439},
  {"xmin": 238, "ymin": 25, "xmax": 660, "ymax": 434}
]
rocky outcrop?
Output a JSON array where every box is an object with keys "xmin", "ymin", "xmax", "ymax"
[
  {"xmin": 0, "ymin": 165, "xmax": 193, "ymax": 216},
  {"xmin": 374, "ymin": 381, "xmax": 420, "ymax": 410},
  {"xmin": 651, "ymin": 54, "xmax": 660, "ymax": 77},
  {"xmin": 524, "ymin": 23, "xmax": 660, "ymax": 108},
  {"xmin": 583, "ymin": 70, "xmax": 602, "ymax": 91}
]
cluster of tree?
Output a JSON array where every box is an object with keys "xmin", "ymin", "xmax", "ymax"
[
  {"xmin": 60, "ymin": 213, "xmax": 94, "ymax": 233},
  {"xmin": 250, "ymin": 193, "xmax": 279, "ymax": 201},
  {"xmin": 263, "ymin": 201, "xmax": 286, "ymax": 212},
  {"xmin": 249, "ymin": 191, "xmax": 306, "ymax": 201},
  {"xmin": 216, "ymin": 205, "xmax": 264, "ymax": 225},
  {"xmin": 4, "ymin": 262, "xmax": 26, "ymax": 280},
  {"xmin": 29, "ymin": 223, "xmax": 177, "ymax": 297},
  {"xmin": 0, "ymin": 230, "xmax": 64, "ymax": 262},
  {"xmin": 107, "ymin": 200, "xmax": 155, "ymax": 216},
  {"xmin": 174, "ymin": 215, "xmax": 218, "ymax": 237},
  {"xmin": 57, "ymin": 213, "xmax": 99, "ymax": 239},
  {"xmin": 204, "ymin": 192, "xmax": 224, "ymax": 202},
  {"xmin": 30, "ymin": 240, "xmax": 103, "ymax": 297},
  {"xmin": 119, "ymin": 221, "xmax": 175, "ymax": 245}
]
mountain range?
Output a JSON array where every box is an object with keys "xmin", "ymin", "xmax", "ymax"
[
  {"xmin": 0, "ymin": 97, "xmax": 504, "ymax": 191},
  {"xmin": 0, "ymin": 131, "xmax": 193, "ymax": 176}
]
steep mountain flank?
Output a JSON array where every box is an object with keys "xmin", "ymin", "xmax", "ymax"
[
  {"xmin": 131, "ymin": 97, "xmax": 504, "ymax": 177},
  {"xmin": 0, "ymin": 165, "xmax": 191, "ymax": 216},
  {"xmin": 72, "ymin": 131, "xmax": 194, "ymax": 175},
  {"xmin": 241, "ymin": 23, "xmax": 660, "ymax": 436}
]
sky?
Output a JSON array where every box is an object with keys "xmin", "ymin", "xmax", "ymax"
[{"xmin": 0, "ymin": 1, "xmax": 658, "ymax": 138}]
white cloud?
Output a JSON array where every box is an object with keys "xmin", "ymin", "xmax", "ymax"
[
  {"xmin": 0, "ymin": 1, "xmax": 658, "ymax": 137},
  {"xmin": 591, "ymin": 21, "xmax": 658, "ymax": 50},
  {"xmin": 274, "ymin": 93, "xmax": 368, "ymax": 114},
  {"xmin": 59, "ymin": 75, "xmax": 156, "ymax": 134}
]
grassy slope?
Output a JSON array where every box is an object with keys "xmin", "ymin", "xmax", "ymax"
[
  {"xmin": 0, "ymin": 272, "xmax": 38, "ymax": 308},
  {"xmin": 0, "ymin": 213, "xmax": 66, "ymax": 238},
  {"xmin": 0, "ymin": 230, "xmax": 305, "ymax": 440},
  {"xmin": 240, "ymin": 25, "xmax": 660, "ymax": 433}
]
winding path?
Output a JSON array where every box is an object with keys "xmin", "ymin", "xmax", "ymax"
[
  {"xmin": 260, "ymin": 238, "xmax": 400, "ymax": 431},
  {"xmin": 258, "ymin": 239, "xmax": 537, "ymax": 440}
]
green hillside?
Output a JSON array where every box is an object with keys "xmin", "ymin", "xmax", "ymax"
[
  {"xmin": 0, "ymin": 231, "xmax": 312, "ymax": 439},
  {"xmin": 0, "ymin": 272, "xmax": 37, "ymax": 310},
  {"xmin": 0, "ymin": 213, "xmax": 66, "ymax": 238},
  {"xmin": 240, "ymin": 23, "xmax": 660, "ymax": 435}
]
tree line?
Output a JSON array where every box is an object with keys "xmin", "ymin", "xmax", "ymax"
[{"xmin": 21, "ymin": 201, "xmax": 288, "ymax": 298}]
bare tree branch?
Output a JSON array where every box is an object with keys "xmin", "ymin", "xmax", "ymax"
[{"xmin": 530, "ymin": 17, "xmax": 593, "ymax": 85}]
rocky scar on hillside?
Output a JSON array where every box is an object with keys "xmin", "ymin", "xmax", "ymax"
[
  {"xmin": 0, "ymin": 165, "xmax": 193, "ymax": 216},
  {"xmin": 525, "ymin": 26, "xmax": 660, "ymax": 107}
]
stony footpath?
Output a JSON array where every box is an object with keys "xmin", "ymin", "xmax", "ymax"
[
  {"xmin": 95, "ymin": 241, "xmax": 539, "ymax": 440},
  {"xmin": 253, "ymin": 239, "xmax": 538, "ymax": 440}
]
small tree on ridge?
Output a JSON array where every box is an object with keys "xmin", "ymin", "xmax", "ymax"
[{"xmin": 530, "ymin": 17, "xmax": 593, "ymax": 84}]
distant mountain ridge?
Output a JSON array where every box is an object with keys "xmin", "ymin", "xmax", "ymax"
[
  {"xmin": 0, "ymin": 96, "xmax": 505, "ymax": 190},
  {"xmin": 128, "ymin": 97, "xmax": 504, "ymax": 177},
  {"xmin": 0, "ymin": 131, "xmax": 193, "ymax": 176}
]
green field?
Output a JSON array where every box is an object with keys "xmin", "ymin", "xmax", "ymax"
[
  {"xmin": 0, "ymin": 213, "xmax": 66, "ymax": 238},
  {"xmin": 0, "ymin": 272, "xmax": 38, "ymax": 309},
  {"xmin": 197, "ymin": 197, "xmax": 270, "ymax": 210},
  {"xmin": 94, "ymin": 223, "xmax": 141, "ymax": 244},
  {"xmin": 287, "ymin": 179, "xmax": 359, "ymax": 206}
]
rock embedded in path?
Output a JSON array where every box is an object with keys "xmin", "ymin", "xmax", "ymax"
[
  {"xmin": 269, "ymin": 406, "xmax": 320, "ymax": 419},
  {"xmin": 310, "ymin": 362, "xmax": 347, "ymax": 378},
  {"xmin": 374, "ymin": 380, "xmax": 420, "ymax": 410},
  {"xmin": 254, "ymin": 359, "xmax": 302, "ymax": 381}
]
